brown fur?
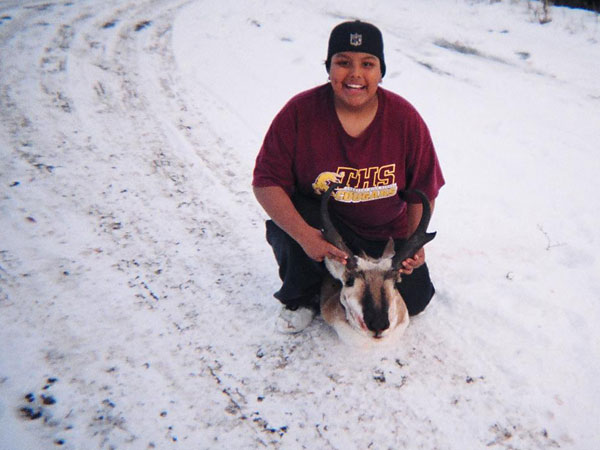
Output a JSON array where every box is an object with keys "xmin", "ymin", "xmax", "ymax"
[{"xmin": 320, "ymin": 274, "xmax": 346, "ymax": 326}]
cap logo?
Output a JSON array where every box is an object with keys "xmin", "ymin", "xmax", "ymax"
[{"xmin": 349, "ymin": 33, "xmax": 362, "ymax": 46}]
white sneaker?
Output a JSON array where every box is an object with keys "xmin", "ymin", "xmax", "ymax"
[{"xmin": 275, "ymin": 306, "xmax": 317, "ymax": 334}]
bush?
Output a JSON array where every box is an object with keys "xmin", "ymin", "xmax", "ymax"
[{"xmin": 551, "ymin": 0, "xmax": 600, "ymax": 12}]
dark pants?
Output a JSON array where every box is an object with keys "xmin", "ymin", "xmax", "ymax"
[{"xmin": 265, "ymin": 193, "xmax": 435, "ymax": 316}]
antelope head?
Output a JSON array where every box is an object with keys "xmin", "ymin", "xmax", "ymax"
[{"xmin": 320, "ymin": 183, "xmax": 436, "ymax": 341}]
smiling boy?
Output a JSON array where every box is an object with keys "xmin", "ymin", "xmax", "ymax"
[{"xmin": 253, "ymin": 20, "xmax": 445, "ymax": 333}]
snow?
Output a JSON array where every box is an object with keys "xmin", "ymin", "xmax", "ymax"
[{"xmin": 1, "ymin": 0, "xmax": 599, "ymax": 448}]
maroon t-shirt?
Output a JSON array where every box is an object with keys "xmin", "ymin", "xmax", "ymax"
[{"xmin": 253, "ymin": 83, "xmax": 445, "ymax": 240}]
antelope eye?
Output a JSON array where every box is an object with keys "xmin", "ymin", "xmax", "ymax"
[{"xmin": 345, "ymin": 275, "xmax": 355, "ymax": 287}]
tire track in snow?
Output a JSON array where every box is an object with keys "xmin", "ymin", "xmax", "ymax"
[
  {"xmin": 1, "ymin": 1, "xmax": 272, "ymax": 448},
  {"xmin": 89, "ymin": 0, "xmax": 272, "ymax": 325}
]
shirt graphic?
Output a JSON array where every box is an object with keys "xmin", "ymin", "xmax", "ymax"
[{"xmin": 312, "ymin": 164, "xmax": 398, "ymax": 203}]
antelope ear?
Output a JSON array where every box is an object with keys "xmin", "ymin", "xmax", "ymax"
[
  {"xmin": 325, "ymin": 255, "xmax": 358, "ymax": 282},
  {"xmin": 324, "ymin": 258, "xmax": 346, "ymax": 281},
  {"xmin": 382, "ymin": 237, "xmax": 395, "ymax": 259}
]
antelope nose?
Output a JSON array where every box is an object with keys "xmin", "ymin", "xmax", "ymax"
[{"xmin": 366, "ymin": 315, "xmax": 390, "ymax": 335}]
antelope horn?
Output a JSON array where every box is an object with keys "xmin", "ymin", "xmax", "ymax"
[
  {"xmin": 392, "ymin": 189, "xmax": 437, "ymax": 268},
  {"xmin": 320, "ymin": 182, "xmax": 354, "ymax": 258}
]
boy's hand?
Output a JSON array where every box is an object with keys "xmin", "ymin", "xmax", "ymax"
[{"xmin": 399, "ymin": 247, "xmax": 425, "ymax": 275}]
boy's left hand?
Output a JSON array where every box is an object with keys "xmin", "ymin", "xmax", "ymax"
[{"xmin": 399, "ymin": 247, "xmax": 425, "ymax": 275}]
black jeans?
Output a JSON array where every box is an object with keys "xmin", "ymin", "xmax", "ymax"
[{"xmin": 265, "ymin": 193, "xmax": 435, "ymax": 316}]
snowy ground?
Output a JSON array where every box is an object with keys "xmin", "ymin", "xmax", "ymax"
[{"xmin": 1, "ymin": 0, "xmax": 599, "ymax": 448}]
